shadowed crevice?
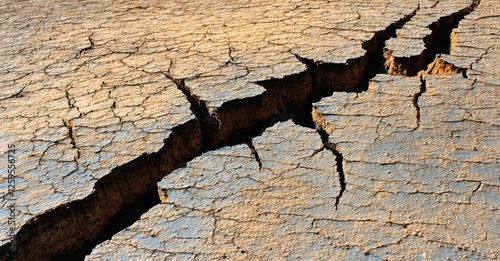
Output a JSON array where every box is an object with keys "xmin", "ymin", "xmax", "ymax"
[
  {"xmin": 0, "ymin": 120, "xmax": 202, "ymax": 261},
  {"xmin": 385, "ymin": 0, "xmax": 481, "ymax": 76},
  {"xmin": 412, "ymin": 75, "xmax": 428, "ymax": 131},
  {"xmin": 1, "ymin": 6, "xmax": 428, "ymax": 261},
  {"xmin": 317, "ymin": 129, "xmax": 346, "ymax": 210},
  {"xmin": 246, "ymin": 137, "xmax": 262, "ymax": 170}
]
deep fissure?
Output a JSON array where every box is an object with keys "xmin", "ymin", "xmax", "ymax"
[
  {"xmin": 171, "ymin": 5, "xmax": 421, "ymax": 152},
  {"xmin": 162, "ymin": 70, "xmax": 220, "ymax": 152},
  {"xmin": 2, "ymin": 120, "xmax": 202, "ymax": 261},
  {"xmin": 62, "ymin": 188, "xmax": 161, "ymax": 261},
  {"xmin": 427, "ymin": 0, "xmax": 481, "ymax": 56},
  {"xmin": 3, "ymin": 5, "xmax": 463, "ymax": 260},
  {"xmin": 385, "ymin": 0, "xmax": 481, "ymax": 76}
]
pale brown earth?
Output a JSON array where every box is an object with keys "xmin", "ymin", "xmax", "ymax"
[{"xmin": 0, "ymin": 0, "xmax": 498, "ymax": 260}]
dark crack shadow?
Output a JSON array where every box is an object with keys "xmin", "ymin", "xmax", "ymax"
[
  {"xmin": 316, "ymin": 129, "xmax": 346, "ymax": 210},
  {"xmin": 246, "ymin": 137, "xmax": 262, "ymax": 170},
  {"xmin": 2, "ymin": 4, "xmax": 443, "ymax": 260},
  {"xmin": 411, "ymin": 75, "xmax": 427, "ymax": 131},
  {"xmin": 386, "ymin": 0, "xmax": 481, "ymax": 76}
]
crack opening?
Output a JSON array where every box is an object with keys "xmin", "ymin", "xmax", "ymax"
[
  {"xmin": 386, "ymin": 0, "xmax": 481, "ymax": 76},
  {"xmin": 3, "ymin": 119, "xmax": 202, "ymax": 261},
  {"xmin": 4, "ymin": 6, "xmax": 446, "ymax": 260},
  {"xmin": 294, "ymin": 5, "xmax": 419, "ymax": 99},
  {"xmin": 162, "ymin": 71, "xmax": 220, "ymax": 151},
  {"xmin": 245, "ymin": 137, "xmax": 262, "ymax": 170},
  {"xmin": 360, "ymin": 6, "xmax": 419, "ymax": 89},
  {"xmin": 412, "ymin": 75, "xmax": 427, "ymax": 131},
  {"xmin": 317, "ymin": 129, "xmax": 346, "ymax": 210},
  {"xmin": 425, "ymin": 0, "xmax": 480, "ymax": 56},
  {"xmin": 62, "ymin": 187, "xmax": 160, "ymax": 261}
]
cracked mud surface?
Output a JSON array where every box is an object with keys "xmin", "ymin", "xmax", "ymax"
[
  {"xmin": 314, "ymin": 74, "xmax": 498, "ymax": 259},
  {"xmin": 90, "ymin": 122, "xmax": 344, "ymax": 260},
  {"xmin": 1, "ymin": 0, "xmax": 498, "ymax": 260}
]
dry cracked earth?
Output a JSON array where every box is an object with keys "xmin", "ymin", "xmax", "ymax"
[{"xmin": 0, "ymin": 0, "xmax": 499, "ymax": 260}]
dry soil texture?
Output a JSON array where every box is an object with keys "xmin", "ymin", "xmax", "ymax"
[{"xmin": 0, "ymin": 0, "xmax": 498, "ymax": 260}]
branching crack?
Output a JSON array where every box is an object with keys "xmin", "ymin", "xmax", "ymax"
[
  {"xmin": 8, "ymin": 4, "xmax": 490, "ymax": 260},
  {"xmin": 317, "ymin": 129, "xmax": 346, "ymax": 210},
  {"xmin": 162, "ymin": 63, "xmax": 220, "ymax": 151},
  {"xmin": 284, "ymin": 8, "xmax": 422, "ymax": 211},
  {"xmin": 385, "ymin": 0, "xmax": 481, "ymax": 76},
  {"xmin": 77, "ymin": 33, "xmax": 95, "ymax": 57}
]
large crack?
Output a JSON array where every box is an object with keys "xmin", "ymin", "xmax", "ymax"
[
  {"xmin": 159, "ymin": 7, "xmax": 420, "ymax": 152},
  {"xmin": 296, "ymin": 6, "xmax": 419, "ymax": 97},
  {"xmin": 385, "ymin": 0, "xmax": 481, "ymax": 76},
  {"xmin": 158, "ymin": 8, "xmax": 419, "ymax": 211},
  {"xmin": 1, "ymin": 5, "xmax": 458, "ymax": 261},
  {"xmin": 0, "ymin": 121, "xmax": 202, "ymax": 261}
]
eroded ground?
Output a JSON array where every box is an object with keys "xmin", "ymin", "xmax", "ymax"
[{"xmin": 0, "ymin": 0, "xmax": 498, "ymax": 260}]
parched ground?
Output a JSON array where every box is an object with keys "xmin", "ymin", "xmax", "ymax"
[{"xmin": 0, "ymin": 0, "xmax": 498, "ymax": 260}]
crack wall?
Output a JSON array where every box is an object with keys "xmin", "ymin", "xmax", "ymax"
[
  {"xmin": 299, "ymin": 6, "xmax": 419, "ymax": 96},
  {"xmin": 421, "ymin": 55, "xmax": 461, "ymax": 75},
  {"xmin": 1, "ymin": 6, "xmax": 436, "ymax": 261},
  {"xmin": 385, "ymin": 0, "xmax": 481, "ymax": 76},
  {"xmin": 207, "ymin": 71, "xmax": 314, "ymax": 150},
  {"xmin": 0, "ymin": 120, "xmax": 202, "ymax": 261},
  {"xmin": 162, "ymin": 70, "xmax": 219, "ymax": 151},
  {"xmin": 286, "ymin": 6, "xmax": 419, "ymax": 131},
  {"xmin": 426, "ymin": 0, "xmax": 481, "ymax": 56},
  {"xmin": 159, "ymin": 6, "xmax": 421, "ymax": 153}
]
